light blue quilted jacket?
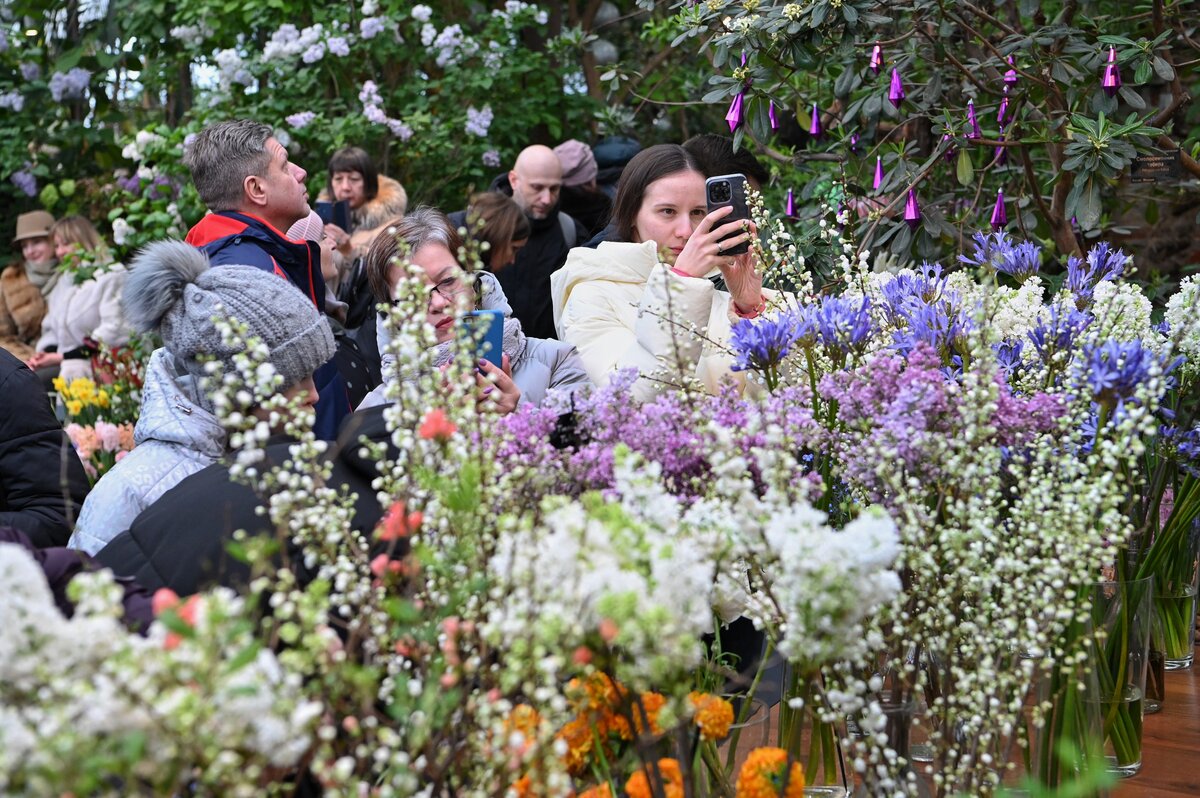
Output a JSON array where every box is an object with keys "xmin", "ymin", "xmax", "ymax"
[{"xmin": 68, "ymin": 348, "xmax": 227, "ymax": 555}]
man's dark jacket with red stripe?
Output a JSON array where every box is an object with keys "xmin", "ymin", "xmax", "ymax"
[{"xmin": 184, "ymin": 211, "xmax": 326, "ymax": 311}]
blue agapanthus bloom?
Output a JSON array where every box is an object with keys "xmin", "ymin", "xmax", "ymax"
[
  {"xmin": 729, "ymin": 312, "xmax": 803, "ymax": 372},
  {"xmin": 1066, "ymin": 241, "xmax": 1130, "ymax": 303},
  {"xmin": 814, "ymin": 295, "xmax": 872, "ymax": 352},
  {"xmin": 960, "ymin": 231, "xmax": 1041, "ymax": 281},
  {"xmin": 1027, "ymin": 304, "xmax": 1093, "ymax": 363},
  {"xmin": 880, "ymin": 261, "xmax": 946, "ymax": 323},
  {"xmin": 1081, "ymin": 339, "xmax": 1163, "ymax": 408},
  {"xmin": 892, "ymin": 293, "xmax": 974, "ymax": 361},
  {"xmin": 1176, "ymin": 426, "xmax": 1200, "ymax": 477},
  {"xmin": 993, "ymin": 339, "xmax": 1025, "ymax": 375}
]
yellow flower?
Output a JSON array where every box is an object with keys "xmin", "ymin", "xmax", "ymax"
[
  {"xmin": 66, "ymin": 399, "xmax": 84, "ymax": 417},
  {"xmin": 52, "ymin": 376, "xmax": 67, "ymax": 394},
  {"xmin": 689, "ymin": 692, "xmax": 734, "ymax": 740},
  {"xmin": 95, "ymin": 390, "xmax": 110, "ymax": 408},
  {"xmin": 504, "ymin": 704, "xmax": 541, "ymax": 745},
  {"xmin": 735, "ymin": 748, "xmax": 805, "ymax": 798}
]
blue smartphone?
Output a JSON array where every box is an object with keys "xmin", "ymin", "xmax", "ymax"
[{"xmin": 460, "ymin": 309, "xmax": 505, "ymax": 369}]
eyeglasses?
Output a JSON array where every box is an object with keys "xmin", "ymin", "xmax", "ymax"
[{"xmin": 392, "ymin": 274, "xmax": 476, "ymax": 310}]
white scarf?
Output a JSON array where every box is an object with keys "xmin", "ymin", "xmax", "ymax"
[{"xmin": 24, "ymin": 258, "xmax": 61, "ymax": 297}]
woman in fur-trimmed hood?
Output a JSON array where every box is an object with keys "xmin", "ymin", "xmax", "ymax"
[{"xmin": 317, "ymin": 146, "xmax": 408, "ymax": 269}]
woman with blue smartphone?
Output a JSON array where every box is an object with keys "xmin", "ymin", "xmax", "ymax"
[{"xmin": 355, "ymin": 208, "xmax": 592, "ymax": 413}]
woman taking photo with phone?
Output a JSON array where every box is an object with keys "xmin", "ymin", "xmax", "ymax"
[
  {"xmin": 549, "ymin": 144, "xmax": 768, "ymax": 401},
  {"xmin": 357, "ymin": 207, "xmax": 591, "ymax": 412}
]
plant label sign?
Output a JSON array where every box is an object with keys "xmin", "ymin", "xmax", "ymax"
[{"xmin": 1130, "ymin": 149, "xmax": 1182, "ymax": 184}]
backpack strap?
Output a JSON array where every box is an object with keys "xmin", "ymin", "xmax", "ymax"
[{"xmin": 557, "ymin": 211, "xmax": 576, "ymax": 247}]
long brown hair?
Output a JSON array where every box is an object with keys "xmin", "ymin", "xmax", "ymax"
[
  {"xmin": 461, "ymin": 192, "xmax": 531, "ymax": 271},
  {"xmin": 610, "ymin": 144, "xmax": 704, "ymax": 243}
]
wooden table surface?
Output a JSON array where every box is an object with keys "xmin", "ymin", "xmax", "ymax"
[{"xmin": 1113, "ymin": 663, "xmax": 1200, "ymax": 798}]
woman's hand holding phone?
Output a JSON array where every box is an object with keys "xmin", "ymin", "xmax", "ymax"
[
  {"xmin": 475, "ymin": 354, "xmax": 521, "ymax": 415},
  {"xmin": 672, "ymin": 206, "xmax": 755, "ymax": 278}
]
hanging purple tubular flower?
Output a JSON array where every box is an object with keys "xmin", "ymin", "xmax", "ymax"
[
  {"xmin": 990, "ymin": 188, "xmax": 1007, "ymax": 230},
  {"xmin": 967, "ymin": 100, "xmax": 982, "ymax": 140},
  {"xmin": 849, "ymin": 132, "xmax": 860, "ymax": 154},
  {"xmin": 997, "ymin": 95, "xmax": 1008, "ymax": 126},
  {"xmin": 869, "ymin": 43, "xmax": 883, "ymax": 74},
  {"xmin": 873, "ymin": 156, "xmax": 885, "ymax": 190},
  {"xmin": 809, "ymin": 102, "xmax": 822, "ymax": 138},
  {"xmin": 785, "ymin": 187, "xmax": 796, "ymax": 218},
  {"xmin": 1004, "ymin": 56, "xmax": 1018, "ymax": 86},
  {"xmin": 769, "ymin": 100, "xmax": 779, "ymax": 130},
  {"xmin": 942, "ymin": 132, "xmax": 956, "ymax": 163},
  {"xmin": 726, "ymin": 91, "xmax": 745, "ymax": 133},
  {"xmin": 1102, "ymin": 45, "xmax": 1121, "ymax": 97},
  {"xmin": 904, "ymin": 188, "xmax": 921, "ymax": 229},
  {"xmin": 888, "ymin": 68, "xmax": 905, "ymax": 108}
]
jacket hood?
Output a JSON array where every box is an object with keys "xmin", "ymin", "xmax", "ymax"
[
  {"xmin": 549, "ymin": 240, "xmax": 659, "ymax": 328},
  {"xmin": 133, "ymin": 347, "xmax": 227, "ymax": 457}
]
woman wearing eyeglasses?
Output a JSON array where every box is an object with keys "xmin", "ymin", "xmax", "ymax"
[{"xmin": 356, "ymin": 207, "xmax": 591, "ymax": 413}]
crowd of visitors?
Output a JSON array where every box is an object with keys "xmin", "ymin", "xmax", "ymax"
[{"xmin": 0, "ymin": 118, "xmax": 772, "ymax": 608}]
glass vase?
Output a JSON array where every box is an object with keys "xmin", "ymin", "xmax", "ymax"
[
  {"xmin": 1090, "ymin": 575, "xmax": 1152, "ymax": 778},
  {"xmin": 779, "ymin": 669, "xmax": 847, "ymax": 796},
  {"xmin": 1153, "ymin": 522, "xmax": 1199, "ymax": 670},
  {"xmin": 851, "ymin": 700, "xmax": 932, "ymax": 798}
]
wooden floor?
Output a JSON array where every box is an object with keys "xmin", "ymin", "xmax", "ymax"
[
  {"xmin": 730, "ymin": 659, "xmax": 1200, "ymax": 796},
  {"xmin": 1113, "ymin": 663, "xmax": 1200, "ymax": 798}
]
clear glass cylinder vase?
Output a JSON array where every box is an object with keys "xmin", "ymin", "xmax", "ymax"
[{"xmin": 1090, "ymin": 575, "xmax": 1153, "ymax": 778}]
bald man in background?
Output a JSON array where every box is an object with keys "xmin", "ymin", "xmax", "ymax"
[{"xmin": 484, "ymin": 145, "xmax": 587, "ymax": 340}]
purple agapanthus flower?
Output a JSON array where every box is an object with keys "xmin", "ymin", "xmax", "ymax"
[
  {"xmin": 814, "ymin": 296, "xmax": 872, "ymax": 353},
  {"xmin": 730, "ymin": 312, "xmax": 802, "ymax": 372},
  {"xmin": 1066, "ymin": 241, "xmax": 1129, "ymax": 305},
  {"xmin": 1027, "ymin": 304, "xmax": 1093, "ymax": 366},
  {"xmin": 879, "ymin": 262, "xmax": 947, "ymax": 324},
  {"xmin": 960, "ymin": 231, "xmax": 1041, "ymax": 281},
  {"xmin": 993, "ymin": 339, "xmax": 1025, "ymax": 375},
  {"xmin": 1081, "ymin": 339, "xmax": 1161, "ymax": 409}
]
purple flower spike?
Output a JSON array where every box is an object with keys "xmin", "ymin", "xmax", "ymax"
[
  {"xmin": 1004, "ymin": 56, "xmax": 1018, "ymax": 86},
  {"xmin": 967, "ymin": 100, "xmax": 982, "ymax": 140},
  {"xmin": 873, "ymin": 156, "xmax": 885, "ymax": 191},
  {"xmin": 990, "ymin": 188, "xmax": 1007, "ymax": 230},
  {"xmin": 1102, "ymin": 45, "xmax": 1121, "ymax": 97},
  {"xmin": 769, "ymin": 100, "xmax": 779, "ymax": 131},
  {"xmin": 904, "ymin": 188, "xmax": 921, "ymax": 230},
  {"xmin": 888, "ymin": 67, "xmax": 905, "ymax": 108},
  {"xmin": 785, "ymin": 187, "xmax": 796, "ymax": 218},
  {"xmin": 809, "ymin": 102, "xmax": 822, "ymax": 138},
  {"xmin": 997, "ymin": 95, "xmax": 1008, "ymax": 125},
  {"xmin": 726, "ymin": 91, "xmax": 745, "ymax": 133},
  {"xmin": 869, "ymin": 43, "xmax": 883, "ymax": 75},
  {"xmin": 849, "ymin": 132, "xmax": 860, "ymax": 154}
]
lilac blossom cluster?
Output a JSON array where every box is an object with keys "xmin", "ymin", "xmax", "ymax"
[
  {"xmin": 49, "ymin": 68, "xmax": 91, "ymax": 102},
  {"xmin": 11, "ymin": 167, "xmax": 37, "ymax": 197},
  {"xmin": 359, "ymin": 81, "xmax": 413, "ymax": 141},
  {"xmin": 464, "ymin": 106, "xmax": 493, "ymax": 138},
  {"xmin": 0, "ymin": 90, "xmax": 23, "ymax": 112}
]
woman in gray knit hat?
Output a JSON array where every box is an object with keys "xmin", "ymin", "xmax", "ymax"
[{"xmin": 69, "ymin": 240, "xmax": 336, "ymax": 555}]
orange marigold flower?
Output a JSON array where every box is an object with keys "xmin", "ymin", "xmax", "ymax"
[
  {"xmin": 735, "ymin": 747, "xmax": 805, "ymax": 798},
  {"xmin": 625, "ymin": 758, "xmax": 684, "ymax": 798},
  {"xmin": 505, "ymin": 704, "xmax": 541, "ymax": 743},
  {"xmin": 577, "ymin": 784, "xmax": 613, "ymax": 798},
  {"xmin": 418, "ymin": 408, "xmax": 457, "ymax": 441},
  {"xmin": 509, "ymin": 775, "xmax": 532, "ymax": 798},
  {"xmin": 689, "ymin": 692, "xmax": 734, "ymax": 740},
  {"xmin": 568, "ymin": 672, "xmax": 622, "ymax": 713},
  {"xmin": 556, "ymin": 716, "xmax": 594, "ymax": 775}
]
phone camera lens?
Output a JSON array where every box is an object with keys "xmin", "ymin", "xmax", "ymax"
[{"xmin": 710, "ymin": 181, "xmax": 732, "ymax": 203}]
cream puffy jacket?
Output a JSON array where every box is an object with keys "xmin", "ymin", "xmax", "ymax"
[
  {"xmin": 37, "ymin": 265, "xmax": 131, "ymax": 380},
  {"xmin": 550, "ymin": 240, "xmax": 749, "ymax": 402}
]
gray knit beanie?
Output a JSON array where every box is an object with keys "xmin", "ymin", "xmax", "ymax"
[{"xmin": 122, "ymin": 240, "xmax": 336, "ymax": 389}]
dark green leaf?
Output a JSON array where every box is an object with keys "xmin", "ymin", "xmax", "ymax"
[
  {"xmin": 1075, "ymin": 178, "xmax": 1102, "ymax": 230},
  {"xmin": 1118, "ymin": 86, "xmax": 1146, "ymax": 110},
  {"xmin": 956, "ymin": 149, "xmax": 974, "ymax": 187},
  {"xmin": 1134, "ymin": 59, "xmax": 1152, "ymax": 85},
  {"xmin": 1151, "ymin": 56, "xmax": 1175, "ymax": 81}
]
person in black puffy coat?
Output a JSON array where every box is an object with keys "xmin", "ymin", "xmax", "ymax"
[
  {"xmin": 96, "ymin": 406, "xmax": 404, "ymax": 597},
  {"xmin": 0, "ymin": 348, "xmax": 90, "ymax": 547}
]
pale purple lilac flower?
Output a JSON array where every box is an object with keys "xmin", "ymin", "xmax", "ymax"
[
  {"xmin": 327, "ymin": 36, "xmax": 350, "ymax": 57},
  {"xmin": 0, "ymin": 90, "xmax": 23, "ymax": 112},
  {"xmin": 286, "ymin": 111, "xmax": 316, "ymax": 129},
  {"xmin": 465, "ymin": 106, "xmax": 493, "ymax": 138},
  {"xmin": 482, "ymin": 150, "xmax": 502, "ymax": 168},
  {"xmin": 360, "ymin": 17, "xmax": 386, "ymax": 39},
  {"xmin": 20, "ymin": 62, "xmax": 40, "ymax": 81},
  {"xmin": 387, "ymin": 119, "xmax": 414, "ymax": 141},
  {"xmin": 300, "ymin": 42, "xmax": 325, "ymax": 63},
  {"xmin": 359, "ymin": 80, "xmax": 383, "ymax": 107},
  {"xmin": 11, "ymin": 168, "xmax": 37, "ymax": 197},
  {"xmin": 49, "ymin": 68, "xmax": 91, "ymax": 102}
]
